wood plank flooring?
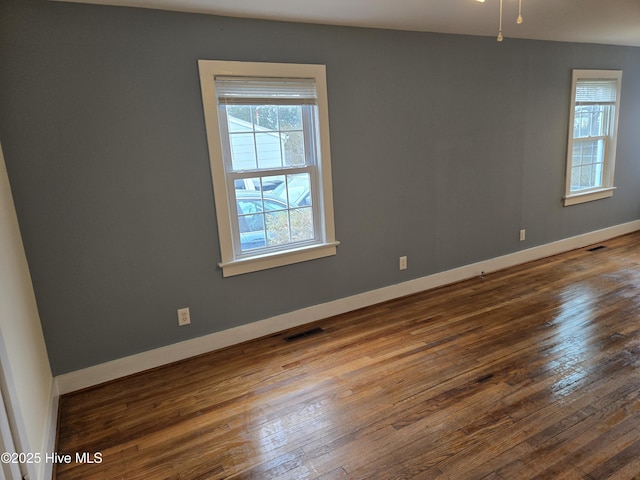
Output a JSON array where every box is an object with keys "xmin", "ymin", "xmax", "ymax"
[{"xmin": 55, "ymin": 232, "xmax": 640, "ymax": 479}]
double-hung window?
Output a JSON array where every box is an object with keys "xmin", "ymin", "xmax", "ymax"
[
  {"xmin": 564, "ymin": 70, "xmax": 622, "ymax": 206},
  {"xmin": 198, "ymin": 60, "xmax": 338, "ymax": 277}
]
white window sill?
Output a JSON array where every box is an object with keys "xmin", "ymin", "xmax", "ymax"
[
  {"xmin": 219, "ymin": 241, "xmax": 340, "ymax": 277},
  {"xmin": 563, "ymin": 187, "xmax": 616, "ymax": 206}
]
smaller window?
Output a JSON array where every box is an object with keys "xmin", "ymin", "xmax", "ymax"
[{"xmin": 564, "ymin": 70, "xmax": 622, "ymax": 206}]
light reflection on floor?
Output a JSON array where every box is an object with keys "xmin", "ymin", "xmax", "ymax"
[
  {"xmin": 247, "ymin": 384, "xmax": 338, "ymax": 479},
  {"xmin": 548, "ymin": 283, "xmax": 598, "ymax": 399}
]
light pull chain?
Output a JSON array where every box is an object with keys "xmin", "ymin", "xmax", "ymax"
[
  {"xmin": 497, "ymin": 0, "xmax": 503, "ymax": 42},
  {"xmin": 517, "ymin": 0, "xmax": 523, "ymax": 24},
  {"xmin": 494, "ymin": 0, "xmax": 523, "ymax": 42}
]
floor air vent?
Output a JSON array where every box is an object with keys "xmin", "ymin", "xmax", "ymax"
[
  {"xmin": 587, "ymin": 245, "xmax": 607, "ymax": 252},
  {"xmin": 284, "ymin": 327, "xmax": 325, "ymax": 342}
]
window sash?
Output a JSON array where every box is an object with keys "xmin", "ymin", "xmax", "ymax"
[
  {"xmin": 570, "ymin": 136, "xmax": 607, "ymax": 192},
  {"xmin": 573, "ymin": 104, "xmax": 613, "ymax": 139},
  {"xmin": 217, "ymin": 100, "xmax": 321, "ymax": 257},
  {"xmin": 226, "ymin": 166, "xmax": 321, "ymax": 257},
  {"xmin": 218, "ymin": 103, "xmax": 317, "ymax": 173}
]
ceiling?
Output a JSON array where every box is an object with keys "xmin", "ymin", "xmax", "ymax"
[{"xmin": 59, "ymin": 0, "xmax": 640, "ymax": 47}]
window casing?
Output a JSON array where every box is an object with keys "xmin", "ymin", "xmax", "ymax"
[
  {"xmin": 198, "ymin": 61, "xmax": 338, "ymax": 276},
  {"xmin": 564, "ymin": 70, "xmax": 622, "ymax": 206}
]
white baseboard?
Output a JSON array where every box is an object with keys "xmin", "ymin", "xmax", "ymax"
[{"xmin": 55, "ymin": 220, "xmax": 640, "ymax": 395}]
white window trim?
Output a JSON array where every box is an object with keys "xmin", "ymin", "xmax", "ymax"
[
  {"xmin": 198, "ymin": 60, "xmax": 338, "ymax": 277},
  {"xmin": 563, "ymin": 69, "xmax": 622, "ymax": 207}
]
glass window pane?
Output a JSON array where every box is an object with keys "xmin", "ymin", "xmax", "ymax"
[
  {"xmin": 572, "ymin": 143, "xmax": 583, "ymax": 166},
  {"xmin": 234, "ymin": 176, "xmax": 261, "ymax": 191},
  {"xmin": 239, "ymin": 222, "xmax": 266, "ymax": 251},
  {"xmin": 256, "ymin": 133, "xmax": 283, "ymax": 169},
  {"xmin": 238, "ymin": 212, "xmax": 266, "ymax": 251},
  {"xmin": 226, "ymin": 106, "xmax": 253, "ymax": 132},
  {"xmin": 579, "ymin": 166, "xmax": 590, "ymax": 189},
  {"xmin": 253, "ymin": 105, "xmax": 278, "ymax": 131},
  {"xmin": 290, "ymin": 208, "xmax": 314, "ymax": 242},
  {"xmin": 592, "ymin": 164, "xmax": 603, "ymax": 188},
  {"xmin": 596, "ymin": 138, "xmax": 605, "ymax": 165},
  {"xmin": 238, "ymin": 212, "xmax": 264, "ymax": 232},
  {"xmin": 260, "ymin": 175, "xmax": 285, "ymax": 193},
  {"xmin": 283, "ymin": 131, "xmax": 306, "ymax": 166},
  {"xmin": 286, "ymin": 173, "xmax": 312, "ymax": 207},
  {"xmin": 261, "ymin": 176, "xmax": 286, "ymax": 212},
  {"xmin": 236, "ymin": 198, "xmax": 262, "ymax": 219},
  {"xmin": 265, "ymin": 211, "xmax": 290, "ymax": 246},
  {"xmin": 590, "ymin": 109, "xmax": 603, "ymax": 136},
  {"xmin": 574, "ymin": 111, "xmax": 585, "ymax": 138},
  {"xmin": 229, "ymin": 133, "xmax": 256, "ymax": 170},
  {"xmin": 570, "ymin": 167, "xmax": 581, "ymax": 191},
  {"xmin": 583, "ymin": 165, "xmax": 592, "ymax": 188},
  {"xmin": 278, "ymin": 105, "xmax": 303, "ymax": 131},
  {"xmin": 589, "ymin": 165, "xmax": 599, "ymax": 187},
  {"xmin": 263, "ymin": 197, "xmax": 287, "ymax": 212}
]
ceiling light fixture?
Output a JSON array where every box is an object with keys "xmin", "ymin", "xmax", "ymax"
[{"xmin": 477, "ymin": 0, "xmax": 524, "ymax": 42}]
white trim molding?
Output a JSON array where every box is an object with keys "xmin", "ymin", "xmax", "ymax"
[
  {"xmin": 56, "ymin": 219, "xmax": 640, "ymax": 394},
  {"xmin": 42, "ymin": 384, "xmax": 59, "ymax": 480}
]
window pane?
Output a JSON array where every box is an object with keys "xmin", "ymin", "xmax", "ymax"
[
  {"xmin": 590, "ymin": 109, "xmax": 604, "ymax": 136},
  {"xmin": 265, "ymin": 211, "xmax": 290, "ymax": 246},
  {"xmin": 256, "ymin": 133, "xmax": 283, "ymax": 169},
  {"xmin": 583, "ymin": 165, "xmax": 593, "ymax": 188},
  {"xmin": 234, "ymin": 177, "xmax": 261, "ymax": 191},
  {"xmin": 570, "ymin": 166, "xmax": 581, "ymax": 190},
  {"xmin": 238, "ymin": 213, "xmax": 266, "ymax": 251},
  {"xmin": 290, "ymin": 208, "xmax": 314, "ymax": 242},
  {"xmin": 572, "ymin": 143, "xmax": 584, "ymax": 166},
  {"xmin": 262, "ymin": 184, "xmax": 288, "ymax": 213},
  {"xmin": 260, "ymin": 175, "xmax": 285, "ymax": 193},
  {"xmin": 254, "ymin": 105, "xmax": 278, "ymax": 131},
  {"xmin": 283, "ymin": 131, "xmax": 306, "ymax": 166},
  {"xmin": 236, "ymin": 197, "xmax": 262, "ymax": 219},
  {"xmin": 288, "ymin": 173, "xmax": 311, "ymax": 207},
  {"xmin": 226, "ymin": 106, "xmax": 253, "ymax": 132},
  {"xmin": 278, "ymin": 106, "xmax": 303, "ymax": 130},
  {"xmin": 229, "ymin": 133, "xmax": 257, "ymax": 170}
]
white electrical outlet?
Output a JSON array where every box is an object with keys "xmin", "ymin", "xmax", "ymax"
[
  {"xmin": 519, "ymin": 229, "xmax": 526, "ymax": 242},
  {"xmin": 399, "ymin": 256, "xmax": 408, "ymax": 270},
  {"xmin": 177, "ymin": 307, "xmax": 191, "ymax": 326}
]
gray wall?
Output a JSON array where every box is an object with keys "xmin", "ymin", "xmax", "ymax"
[{"xmin": 1, "ymin": 0, "xmax": 639, "ymax": 375}]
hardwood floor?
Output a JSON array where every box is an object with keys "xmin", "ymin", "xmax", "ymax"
[{"xmin": 56, "ymin": 232, "xmax": 640, "ymax": 479}]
